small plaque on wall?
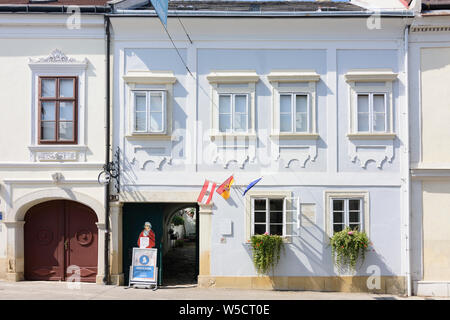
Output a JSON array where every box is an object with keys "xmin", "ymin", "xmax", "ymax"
[
  {"xmin": 220, "ymin": 219, "xmax": 233, "ymax": 236},
  {"xmin": 301, "ymin": 204, "xmax": 316, "ymax": 227}
]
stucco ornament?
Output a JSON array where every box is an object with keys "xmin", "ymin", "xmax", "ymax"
[
  {"xmin": 348, "ymin": 140, "xmax": 394, "ymax": 169},
  {"xmin": 29, "ymin": 49, "xmax": 86, "ymax": 64}
]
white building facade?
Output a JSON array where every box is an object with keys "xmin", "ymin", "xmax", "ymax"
[{"xmin": 108, "ymin": 0, "xmax": 414, "ymax": 293}]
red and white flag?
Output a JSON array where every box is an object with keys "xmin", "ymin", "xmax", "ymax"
[{"xmin": 197, "ymin": 180, "xmax": 216, "ymax": 205}]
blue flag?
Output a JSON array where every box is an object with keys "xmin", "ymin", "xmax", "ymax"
[
  {"xmin": 242, "ymin": 177, "xmax": 262, "ymax": 196},
  {"xmin": 150, "ymin": 0, "xmax": 169, "ymax": 27}
]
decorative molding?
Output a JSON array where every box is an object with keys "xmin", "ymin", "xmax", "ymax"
[
  {"xmin": 28, "ymin": 145, "xmax": 88, "ymax": 162},
  {"xmin": 36, "ymin": 151, "xmax": 78, "ymax": 162},
  {"xmin": 210, "ymin": 136, "xmax": 256, "ymax": 169},
  {"xmin": 123, "ymin": 70, "xmax": 177, "ymax": 84},
  {"xmin": 344, "ymin": 69, "xmax": 398, "ymax": 82},
  {"xmin": 206, "ymin": 70, "xmax": 259, "ymax": 84},
  {"xmin": 28, "ymin": 49, "xmax": 87, "ymax": 70},
  {"xmin": 348, "ymin": 140, "xmax": 394, "ymax": 168},
  {"xmin": 411, "ymin": 26, "xmax": 450, "ymax": 33},
  {"xmin": 132, "ymin": 146, "xmax": 172, "ymax": 170},
  {"xmin": 267, "ymin": 70, "xmax": 320, "ymax": 83},
  {"xmin": 271, "ymin": 133, "xmax": 320, "ymax": 140},
  {"xmin": 274, "ymin": 144, "xmax": 318, "ymax": 168}
]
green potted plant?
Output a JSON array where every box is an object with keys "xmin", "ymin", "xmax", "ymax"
[
  {"xmin": 249, "ymin": 232, "xmax": 285, "ymax": 275},
  {"xmin": 329, "ymin": 227, "xmax": 371, "ymax": 272}
]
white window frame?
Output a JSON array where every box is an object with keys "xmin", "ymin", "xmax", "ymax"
[
  {"xmin": 345, "ymin": 69, "xmax": 397, "ymax": 140},
  {"xmin": 268, "ymin": 70, "xmax": 320, "ymax": 140},
  {"xmin": 207, "ymin": 70, "xmax": 258, "ymax": 138},
  {"xmin": 324, "ymin": 191, "xmax": 370, "ymax": 238},
  {"xmin": 279, "ymin": 92, "xmax": 311, "ymax": 134},
  {"xmin": 218, "ymin": 93, "xmax": 249, "ymax": 133},
  {"xmin": 245, "ymin": 190, "xmax": 299, "ymax": 243},
  {"xmin": 330, "ymin": 198, "xmax": 363, "ymax": 234},
  {"xmin": 132, "ymin": 90, "xmax": 167, "ymax": 134},
  {"xmin": 123, "ymin": 70, "xmax": 176, "ymax": 139}
]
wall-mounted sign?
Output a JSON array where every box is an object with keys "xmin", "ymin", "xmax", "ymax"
[{"xmin": 129, "ymin": 248, "xmax": 158, "ymax": 288}]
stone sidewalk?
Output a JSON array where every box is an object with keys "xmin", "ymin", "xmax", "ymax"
[{"xmin": 0, "ymin": 280, "xmax": 442, "ymax": 300}]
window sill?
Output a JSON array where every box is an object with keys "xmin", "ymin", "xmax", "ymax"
[
  {"xmin": 28, "ymin": 145, "xmax": 88, "ymax": 151},
  {"xmin": 125, "ymin": 134, "xmax": 174, "ymax": 141},
  {"xmin": 244, "ymin": 237, "xmax": 293, "ymax": 245},
  {"xmin": 271, "ymin": 133, "xmax": 319, "ymax": 140},
  {"xmin": 347, "ymin": 133, "xmax": 396, "ymax": 140}
]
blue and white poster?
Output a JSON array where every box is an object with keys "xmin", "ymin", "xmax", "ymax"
[
  {"xmin": 130, "ymin": 247, "xmax": 157, "ymax": 284},
  {"xmin": 150, "ymin": 0, "xmax": 169, "ymax": 27}
]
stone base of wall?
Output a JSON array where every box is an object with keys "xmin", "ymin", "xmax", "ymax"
[
  {"xmin": 0, "ymin": 258, "xmax": 5, "ymax": 280},
  {"xmin": 415, "ymin": 281, "xmax": 450, "ymax": 297},
  {"xmin": 198, "ymin": 275, "xmax": 406, "ymax": 295}
]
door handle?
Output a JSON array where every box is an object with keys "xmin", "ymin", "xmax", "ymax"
[{"xmin": 64, "ymin": 239, "xmax": 69, "ymax": 250}]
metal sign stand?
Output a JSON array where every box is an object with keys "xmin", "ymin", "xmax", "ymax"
[{"xmin": 128, "ymin": 248, "xmax": 158, "ymax": 290}]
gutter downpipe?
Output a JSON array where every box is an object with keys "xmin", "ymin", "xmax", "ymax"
[
  {"xmin": 103, "ymin": 14, "xmax": 111, "ymax": 285},
  {"xmin": 404, "ymin": 23, "xmax": 412, "ymax": 297}
]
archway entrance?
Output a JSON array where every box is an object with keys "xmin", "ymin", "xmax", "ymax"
[{"xmin": 24, "ymin": 200, "xmax": 98, "ymax": 282}]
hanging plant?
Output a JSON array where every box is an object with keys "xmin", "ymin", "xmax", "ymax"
[
  {"xmin": 171, "ymin": 215, "xmax": 184, "ymax": 226},
  {"xmin": 329, "ymin": 227, "xmax": 370, "ymax": 272},
  {"xmin": 250, "ymin": 233, "xmax": 285, "ymax": 275}
]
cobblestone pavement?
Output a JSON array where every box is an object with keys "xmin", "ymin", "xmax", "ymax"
[
  {"xmin": 162, "ymin": 241, "xmax": 197, "ymax": 286},
  {"xmin": 0, "ymin": 280, "xmax": 443, "ymax": 300}
]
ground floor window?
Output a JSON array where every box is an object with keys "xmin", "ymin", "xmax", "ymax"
[{"xmin": 331, "ymin": 198, "xmax": 363, "ymax": 233}]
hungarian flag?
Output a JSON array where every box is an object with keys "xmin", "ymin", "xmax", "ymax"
[
  {"xmin": 197, "ymin": 180, "xmax": 216, "ymax": 205},
  {"xmin": 216, "ymin": 175, "xmax": 234, "ymax": 200}
]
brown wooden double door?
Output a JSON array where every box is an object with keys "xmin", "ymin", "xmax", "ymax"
[{"xmin": 24, "ymin": 200, "xmax": 98, "ymax": 282}]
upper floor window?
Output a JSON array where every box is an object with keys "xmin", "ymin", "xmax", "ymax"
[
  {"xmin": 38, "ymin": 76, "xmax": 77, "ymax": 144},
  {"xmin": 280, "ymin": 93, "xmax": 310, "ymax": 133},
  {"xmin": 133, "ymin": 90, "xmax": 166, "ymax": 134},
  {"xmin": 207, "ymin": 70, "xmax": 258, "ymax": 137},
  {"xmin": 218, "ymin": 93, "xmax": 249, "ymax": 133},
  {"xmin": 267, "ymin": 70, "xmax": 320, "ymax": 139},
  {"xmin": 345, "ymin": 69, "xmax": 397, "ymax": 139}
]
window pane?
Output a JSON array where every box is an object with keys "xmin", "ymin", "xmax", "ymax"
[
  {"xmin": 234, "ymin": 113, "xmax": 247, "ymax": 132},
  {"xmin": 59, "ymin": 79, "xmax": 74, "ymax": 97},
  {"xmin": 373, "ymin": 94, "xmax": 385, "ymax": 113},
  {"xmin": 270, "ymin": 224, "xmax": 283, "ymax": 236},
  {"xmin": 135, "ymin": 112, "xmax": 146, "ymax": 131},
  {"xmin": 254, "ymin": 212, "xmax": 266, "ymax": 223},
  {"xmin": 41, "ymin": 102, "xmax": 55, "ymax": 120},
  {"xmin": 333, "ymin": 199, "xmax": 344, "ymax": 211},
  {"xmin": 358, "ymin": 113, "xmax": 369, "ymax": 132},
  {"xmin": 373, "ymin": 113, "xmax": 386, "ymax": 132},
  {"xmin": 270, "ymin": 212, "xmax": 282, "ymax": 223},
  {"xmin": 219, "ymin": 95, "xmax": 231, "ymax": 114},
  {"xmin": 270, "ymin": 199, "xmax": 283, "ymax": 211},
  {"xmin": 234, "ymin": 95, "xmax": 247, "ymax": 113},
  {"xmin": 349, "ymin": 200, "xmax": 360, "ymax": 211},
  {"xmin": 150, "ymin": 93, "xmax": 162, "ymax": 112},
  {"xmin": 59, "ymin": 102, "xmax": 74, "ymax": 121},
  {"xmin": 280, "ymin": 95, "xmax": 291, "ymax": 113},
  {"xmin": 41, "ymin": 79, "xmax": 56, "ymax": 97},
  {"xmin": 357, "ymin": 94, "xmax": 369, "ymax": 113},
  {"xmin": 333, "ymin": 224, "xmax": 344, "ymax": 233},
  {"xmin": 296, "ymin": 95, "xmax": 307, "ymax": 113},
  {"xmin": 349, "ymin": 223, "xmax": 361, "ymax": 231},
  {"xmin": 41, "ymin": 122, "xmax": 55, "ymax": 140},
  {"xmin": 150, "ymin": 112, "xmax": 163, "ymax": 132},
  {"xmin": 254, "ymin": 199, "xmax": 266, "ymax": 211},
  {"xmin": 219, "ymin": 114, "xmax": 231, "ymax": 132},
  {"xmin": 349, "ymin": 211, "xmax": 360, "ymax": 223},
  {"xmin": 59, "ymin": 122, "xmax": 74, "ymax": 141},
  {"xmin": 296, "ymin": 112, "xmax": 308, "ymax": 132},
  {"xmin": 135, "ymin": 94, "xmax": 146, "ymax": 112},
  {"xmin": 333, "ymin": 212, "xmax": 343, "ymax": 223},
  {"xmin": 254, "ymin": 224, "xmax": 266, "ymax": 235},
  {"xmin": 280, "ymin": 114, "xmax": 292, "ymax": 132}
]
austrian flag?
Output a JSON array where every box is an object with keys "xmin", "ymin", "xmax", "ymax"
[{"xmin": 197, "ymin": 180, "xmax": 217, "ymax": 205}]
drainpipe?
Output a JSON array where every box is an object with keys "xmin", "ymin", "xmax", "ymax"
[
  {"xmin": 404, "ymin": 23, "xmax": 412, "ymax": 297},
  {"xmin": 103, "ymin": 15, "xmax": 111, "ymax": 285}
]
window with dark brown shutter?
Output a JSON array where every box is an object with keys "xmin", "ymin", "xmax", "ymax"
[{"xmin": 38, "ymin": 76, "xmax": 77, "ymax": 144}]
